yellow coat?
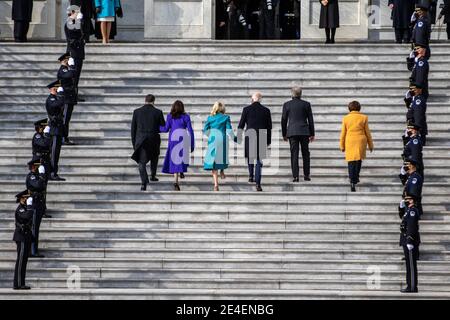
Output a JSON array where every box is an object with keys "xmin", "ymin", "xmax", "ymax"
[{"xmin": 339, "ymin": 111, "xmax": 374, "ymax": 162}]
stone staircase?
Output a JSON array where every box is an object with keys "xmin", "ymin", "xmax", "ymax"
[{"xmin": 0, "ymin": 42, "xmax": 449, "ymax": 299}]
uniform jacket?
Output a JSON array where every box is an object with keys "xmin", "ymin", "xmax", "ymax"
[
  {"xmin": 57, "ymin": 65, "xmax": 78, "ymax": 104},
  {"xmin": 403, "ymin": 135, "xmax": 423, "ymax": 163},
  {"xmin": 412, "ymin": 15, "xmax": 431, "ymax": 46},
  {"xmin": 13, "ymin": 203, "xmax": 34, "ymax": 242},
  {"xmin": 32, "ymin": 132, "xmax": 52, "ymax": 155},
  {"xmin": 319, "ymin": 0, "xmax": 339, "ymax": 29},
  {"xmin": 12, "ymin": 0, "xmax": 33, "ymax": 22},
  {"xmin": 94, "ymin": 0, "xmax": 121, "ymax": 18},
  {"xmin": 404, "ymin": 171, "xmax": 423, "ymax": 199},
  {"xmin": 65, "ymin": 19, "xmax": 86, "ymax": 60},
  {"xmin": 400, "ymin": 206, "xmax": 420, "ymax": 246},
  {"xmin": 281, "ymin": 97, "xmax": 315, "ymax": 138},
  {"xmin": 238, "ymin": 102, "xmax": 272, "ymax": 161},
  {"xmin": 46, "ymin": 94, "xmax": 65, "ymax": 136},
  {"xmin": 131, "ymin": 104, "xmax": 165, "ymax": 163},
  {"xmin": 410, "ymin": 58, "xmax": 429, "ymax": 92},
  {"xmin": 388, "ymin": 0, "xmax": 415, "ymax": 28},
  {"xmin": 26, "ymin": 171, "xmax": 46, "ymax": 194},
  {"xmin": 339, "ymin": 111, "xmax": 374, "ymax": 162},
  {"xmin": 407, "ymin": 95, "xmax": 428, "ymax": 135},
  {"xmin": 203, "ymin": 113, "xmax": 236, "ymax": 170}
]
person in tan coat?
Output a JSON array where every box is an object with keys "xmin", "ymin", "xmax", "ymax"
[{"xmin": 339, "ymin": 101, "xmax": 374, "ymax": 192}]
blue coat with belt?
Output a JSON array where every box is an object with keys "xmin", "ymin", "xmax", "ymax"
[{"xmin": 94, "ymin": 0, "xmax": 120, "ymax": 18}]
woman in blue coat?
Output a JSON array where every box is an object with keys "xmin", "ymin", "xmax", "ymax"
[
  {"xmin": 203, "ymin": 101, "xmax": 237, "ymax": 191},
  {"xmin": 94, "ymin": 0, "xmax": 121, "ymax": 44},
  {"xmin": 160, "ymin": 100, "xmax": 195, "ymax": 191}
]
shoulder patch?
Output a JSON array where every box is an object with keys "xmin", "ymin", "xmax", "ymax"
[
  {"xmin": 35, "ymin": 134, "xmax": 41, "ymax": 139},
  {"xmin": 410, "ymin": 210, "xmax": 416, "ymax": 217},
  {"xmin": 50, "ymin": 98, "xmax": 56, "ymax": 101},
  {"xmin": 63, "ymin": 69, "xmax": 68, "ymax": 73},
  {"xmin": 416, "ymin": 99, "xmax": 421, "ymax": 105},
  {"xmin": 418, "ymin": 61, "xmax": 424, "ymax": 67},
  {"xmin": 412, "ymin": 178, "xmax": 417, "ymax": 184},
  {"xmin": 19, "ymin": 209, "xmax": 25, "ymax": 213},
  {"xmin": 413, "ymin": 139, "xmax": 418, "ymax": 145},
  {"xmin": 30, "ymin": 175, "xmax": 36, "ymax": 180},
  {"xmin": 418, "ymin": 21, "xmax": 423, "ymax": 27}
]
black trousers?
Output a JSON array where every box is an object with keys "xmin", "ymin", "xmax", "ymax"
[
  {"xmin": 394, "ymin": 28, "xmax": 411, "ymax": 43},
  {"xmin": 289, "ymin": 136, "xmax": 310, "ymax": 178},
  {"xmin": 259, "ymin": 8, "xmax": 275, "ymax": 39},
  {"xmin": 138, "ymin": 148, "xmax": 158, "ymax": 184},
  {"xmin": 64, "ymin": 104, "xmax": 75, "ymax": 139},
  {"xmin": 14, "ymin": 20, "xmax": 30, "ymax": 41},
  {"xmin": 446, "ymin": 23, "xmax": 450, "ymax": 40},
  {"xmin": 403, "ymin": 244, "xmax": 419, "ymax": 291},
  {"xmin": 348, "ymin": 160, "xmax": 362, "ymax": 184},
  {"xmin": 73, "ymin": 59, "xmax": 84, "ymax": 91},
  {"xmin": 13, "ymin": 240, "xmax": 31, "ymax": 288},
  {"xmin": 51, "ymin": 135, "xmax": 63, "ymax": 175},
  {"xmin": 31, "ymin": 203, "xmax": 44, "ymax": 255},
  {"xmin": 248, "ymin": 159, "xmax": 263, "ymax": 185}
]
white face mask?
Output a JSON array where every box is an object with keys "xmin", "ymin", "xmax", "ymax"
[{"xmin": 66, "ymin": 16, "xmax": 81, "ymax": 30}]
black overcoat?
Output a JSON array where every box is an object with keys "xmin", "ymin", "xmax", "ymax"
[
  {"xmin": 388, "ymin": 0, "xmax": 415, "ymax": 28},
  {"xmin": 319, "ymin": 0, "xmax": 339, "ymax": 29},
  {"xmin": 12, "ymin": 0, "xmax": 33, "ymax": 22}
]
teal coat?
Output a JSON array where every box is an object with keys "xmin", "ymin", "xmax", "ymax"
[
  {"xmin": 203, "ymin": 113, "xmax": 236, "ymax": 170},
  {"xmin": 94, "ymin": 0, "xmax": 120, "ymax": 18}
]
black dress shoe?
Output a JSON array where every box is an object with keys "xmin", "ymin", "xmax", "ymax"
[
  {"xmin": 180, "ymin": 173, "xmax": 185, "ymax": 179},
  {"xmin": 304, "ymin": 176, "xmax": 311, "ymax": 181},
  {"xmin": 256, "ymin": 185, "xmax": 263, "ymax": 192},
  {"xmin": 49, "ymin": 174, "xmax": 66, "ymax": 181},
  {"xmin": 63, "ymin": 139, "xmax": 76, "ymax": 145},
  {"xmin": 248, "ymin": 178, "xmax": 255, "ymax": 183},
  {"xmin": 401, "ymin": 287, "xmax": 418, "ymax": 293},
  {"xmin": 141, "ymin": 184, "xmax": 147, "ymax": 191},
  {"xmin": 29, "ymin": 253, "xmax": 45, "ymax": 258},
  {"xmin": 174, "ymin": 183, "xmax": 181, "ymax": 191},
  {"xmin": 13, "ymin": 285, "xmax": 31, "ymax": 290},
  {"xmin": 293, "ymin": 177, "xmax": 299, "ymax": 183},
  {"xmin": 77, "ymin": 97, "xmax": 86, "ymax": 102},
  {"xmin": 350, "ymin": 183, "xmax": 356, "ymax": 192},
  {"xmin": 43, "ymin": 214, "xmax": 52, "ymax": 218},
  {"xmin": 150, "ymin": 176, "xmax": 159, "ymax": 182}
]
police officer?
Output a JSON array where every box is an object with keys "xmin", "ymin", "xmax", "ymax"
[
  {"xmin": 402, "ymin": 122, "xmax": 424, "ymax": 177},
  {"xmin": 406, "ymin": 83, "xmax": 428, "ymax": 146},
  {"xmin": 32, "ymin": 119, "xmax": 52, "ymax": 219},
  {"xmin": 13, "ymin": 190, "xmax": 34, "ymax": 290},
  {"xmin": 26, "ymin": 159, "xmax": 47, "ymax": 258},
  {"xmin": 399, "ymin": 195, "xmax": 420, "ymax": 293},
  {"xmin": 411, "ymin": 3, "xmax": 431, "ymax": 58},
  {"xmin": 409, "ymin": 44, "xmax": 429, "ymax": 100},
  {"xmin": 65, "ymin": 5, "xmax": 86, "ymax": 99},
  {"xmin": 46, "ymin": 80, "xmax": 66, "ymax": 181},
  {"xmin": 57, "ymin": 53, "xmax": 78, "ymax": 145},
  {"xmin": 403, "ymin": 158, "xmax": 424, "ymax": 217}
]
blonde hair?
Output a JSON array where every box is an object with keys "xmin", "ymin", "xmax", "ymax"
[{"xmin": 211, "ymin": 101, "xmax": 226, "ymax": 115}]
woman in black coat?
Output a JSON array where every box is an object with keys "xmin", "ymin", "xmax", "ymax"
[
  {"xmin": 11, "ymin": 0, "xmax": 33, "ymax": 42},
  {"xmin": 319, "ymin": 0, "xmax": 339, "ymax": 43}
]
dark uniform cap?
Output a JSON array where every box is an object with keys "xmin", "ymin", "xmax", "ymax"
[
  {"xmin": 414, "ymin": 43, "xmax": 427, "ymax": 49},
  {"xmin": 47, "ymin": 80, "xmax": 62, "ymax": 89},
  {"xmin": 407, "ymin": 122, "xmax": 421, "ymax": 130},
  {"xmin": 15, "ymin": 190, "xmax": 30, "ymax": 203},
  {"xmin": 404, "ymin": 194, "xmax": 418, "ymax": 201},
  {"xmin": 409, "ymin": 82, "xmax": 423, "ymax": 89},
  {"xmin": 27, "ymin": 157, "xmax": 41, "ymax": 167},
  {"xmin": 58, "ymin": 53, "xmax": 71, "ymax": 62},
  {"xmin": 415, "ymin": 2, "xmax": 429, "ymax": 11},
  {"xmin": 405, "ymin": 157, "xmax": 419, "ymax": 166},
  {"xmin": 34, "ymin": 118, "xmax": 48, "ymax": 127}
]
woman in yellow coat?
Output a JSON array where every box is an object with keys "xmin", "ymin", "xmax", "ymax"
[{"xmin": 339, "ymin": 101, "xmax": 374, "ymax": 192}]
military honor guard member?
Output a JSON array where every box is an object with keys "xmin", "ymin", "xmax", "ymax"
[
  {"xmin": 57, "ymin": 53, "xmax": 78, "ymax": 145},
  {"xmin": 257, "ymin": 0, "xmax": 275, "ymax": 39},
  {"xmin": 238, "ymin": 92, "xmax": 273, "ymax": 192},
  {"xmin": 409, "ymin": 44, "xmax": 429, "ymax": 100},
  {"xmin": 13, "ymin": 191, "xmax": 34, "ymax": 290},
  {"xmin": 11, "ymin": 0, "xmax": 33, "ymax": 42},
  {"xmin": 411, "ymin": 3, "xmax": 431, "ymax": 57},
  {"xmin": 399, "ymin": 195, "xmax": 420, "ymax": 293},
  {"xmin": 131, "ymin": 95, "xmax": 166, "ymax": 191},
  {"xmin": 281, "ymin": 86, "xmax": 315, "ymax": 182},
  {"xmin": 26, "ymin": 159, "xmax": 47, "ymax": 258},
  {"xmin": 45, "ymin": 81, "xmax": 66, "ymax": 181},
  {"xmin": 388, "ymin": 0, "xmax": 415, "ymax": 43},
  {"xmin": 402, "ymin": 157, "xmax": 423, "ymax": 217}
]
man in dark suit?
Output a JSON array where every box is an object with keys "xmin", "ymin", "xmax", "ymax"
[
  {"xmin": 238, "ymin": 92, "xmax": 272, "ymax": 192},
  {"xmin": 12, "ymin": 0, "xmax": 33, "ymax": 42},
  {"xmin": 281, "ymin": 86, "xmax": 315, "ymax": 182},
  {"xmin": 131, "ymin": 94, "xmax": 165, "ymax": 191}
]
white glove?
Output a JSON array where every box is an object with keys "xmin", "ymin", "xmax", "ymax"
[
  {"xmin": 239, "ymin": 15, "xmax": 247, "ymax": 26},
  {"xmin": 57, "ymin": 87, "xmax": 64, "ymax": 93},
  {"xmin": 400, "ymin": 165, "xmax": 407, "ymax": 176},
  {"xmin": 26, "ymin": 197, "xmax": 33, "ymax": 206},
  {"xmin": 44, "ymin": 126, "xmax": 50, "ymax": 134},
  {"xmin": 38, "ymin": 165, "xmax": 45, "ymax": 174},
  {"xmin": 68, "ymin": 57, "xmax": 75, "ymax": 66},
  {"xmin": 407, "ymin": 244, "xmax": 414, "ymax": 250},
  {"xmin": 405, "ymin": 90, "xmax": 411, "ymax": 99},
  {"xmin": 410, "ymin": 12, "xmax": 417, "ymax": 24},
  {"xmin": 409, "ymin": 51, "xmax": 415, "ymax": 59},
  {"xmin": 403, "ymin": 128, "xmax": 409, "ymax": 138},
  {"xmin": 399, "ymin": 199, "xmax": 406, "ymax": 209},
  {"xmin": 76, "ymin": 12, "xmax": 83, "ymax": 20}
]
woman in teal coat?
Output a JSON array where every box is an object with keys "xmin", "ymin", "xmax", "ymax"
[
  {"xmin": 94, "ymin": 0, "xmax": 121, "ymax": 44},
  {"xmin": 203, "ymin": 101, "xmax": 237, "ymax": 191}
]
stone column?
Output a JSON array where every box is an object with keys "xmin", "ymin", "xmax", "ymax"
[
  {"xmin": 144, "ymin": 0, "xmax": 213, "ymax": 39},
  {"xmin": 301, "ymin": 0, "xmax": 369, "ymax": 40}
]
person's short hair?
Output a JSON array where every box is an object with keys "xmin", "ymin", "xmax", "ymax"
[
  {"xmin": 171, "ymin": 100, "xmax": 185, "ymax": 118},
  {"xmin": 348, "ymin": 101, "xmax": 361, "ymax": 112},
  {"xmin": 291, "ymin": 86, "xmax": 302, "ymax": 98},
  {"xmin": 252, "ymin": 92, "xmax": 262, "ymax": 102},
  {"xmin": 145, "ymin": 94, "xmax": 155, "ymax": 104},
  {"xmin": 211, "ymin": 101, "xmax": 226, "ymax": 116}
]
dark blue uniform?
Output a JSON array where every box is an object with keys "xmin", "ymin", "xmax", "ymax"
[
  {"xmin": 399, "ymin": 205, "xmax": 420, "ymax": 292},
  {"xmin": 32, "ymin": 132, "xmax": 52, "ymax": 179},
  {"xmin": 13, "ymin": 202, "xmax": 33, "ymax": 289},
  {"xmin": 57, "ymin": 64, "xmax": 78, "ymax": 141},
  {"xmin": 403, "ymin": 171, "xmax": 423, "ymax": 216},
  {"xmin": 411, "ymin": 15, "xmax": 431, "ymax": 57},
  {"xmin": 406, "ymin": 95, "xmax": 428, "ymax": 143},
  {"xmin": 410, "ymin": 57, "xmax": 429, "ymax": 99},
  {"xmin": 26, "ymin": 171, "xmax": 47, "ymax": 256},
  {"xmin": 403, "ymin": 135, "xmax": 424, "ymax": 176},
  {"xmin": 46, "ymin": 93, "xmax": 65, "ymax": 177}
]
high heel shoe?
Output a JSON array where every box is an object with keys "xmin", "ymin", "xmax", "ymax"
[
  {"xmin": 174, "ymin": 183, "xmax": 180, "ymax": 191},
  {"xmin": 214, "ymin": 185, "xmax": 219, "ymax": 191}
]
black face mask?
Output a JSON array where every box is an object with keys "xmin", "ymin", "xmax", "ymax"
[
  {"xmin": 407, "ymin": 131, "xmax": 413, "ymax": 137},
  {"xmin": 404, "ymin": 200, "xmax": 411, "ymax": 207},
  {"xmin": 403, "ymin": 165, "xmax": 410, "ymax": 172}
]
